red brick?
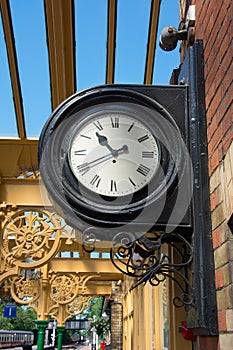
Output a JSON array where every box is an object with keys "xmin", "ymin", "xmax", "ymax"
[
  {"xmin": 205, "ymin": 11, "xmax": 216, "ymax": 41},
  {"xmin": 217, "ymin": 29, "xmax": 232, "ymax": 66},
  {"xmin": 215, "ymin": 2, "xmax": 229, "ymax": 29},
  {"xmin": 218, "ymin": 310, "xmax": 227, "ymax": 332},
  {"xmin": 217, "ymin": 85, "xmax": 232, "ymax": 124},
  {"xmin": 207, "ymin": 88, "xmax": 222, "ymax": 121},
  {"xmin": 207, "ymin": 114, "xmax": 218, "ymax": 141},
  {"xmin": 210, "ymin": 10, "xmax": 231, "ymax": 60},
  {"xmin": 212, "ymin": 227, "xmax": 221, "ymax": 249},
  {"xmin": 205, "ymin": 39, "xmax": 219, "ymax": 73},
  {"xmin": 221, "ymin": 109, "xmax": 232, "ymax": 137},
  {"xmin": 206, "ymin": 80, "xmax": 218, "ymax": 112},
  {"xmin": 215, "ymin": 268, "xmax": 224, "ymax": 289},
  {"xmin": 210, "ymin": 187, "xmax": 221, "ymax": 212},
  {"xmin": 219, "ymin": 51, "xmax": 232, "ymax": 81},
  {"xmin": 206, "ymin": 50, "xmax": 232, "ymax": 101},
  {"xmin": 204, "ymin": 5, "xmax": 229, "ymax": 64},
  {"xmin": 210, "ymin": 147, "xmax": 221, "ymax": 172},
  {"xmin": 220, "ymin": 60, "xmax": 233, "ymax": 95},
  {"xmin": 208, "ymin": 125, "xmax": 223, "ymax": 155},
  {"xmin": 204, "ymin": 12, "xmax": 232, "ymax": 97},
  {"xmin": 223, "ymin": 129, "xmax": 233, "ymax": 155},
  {"xmin": 206, "ymin": 86, "xmax": 217, "ymax": 111},
  {"xmin": 208, "ymin": 158, "xmax": 212, "ymax": 176},
  {"xmin": 196, "ymin": 1, "xmax": 211, "ymax": 33},
  {"xmin": 204, "ymin": 7, "xmax": 221, "ymax": 57}
]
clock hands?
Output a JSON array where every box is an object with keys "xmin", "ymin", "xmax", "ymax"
[
  {"xmin": 78, "ymin": 144, "xmax": 128, "ymax": 174},
  {"xmin": 96, "ymin": 132, "xmax": 118, "ymax": 157},
  {"xmin": 95, "ymin": 132, "xmax": 107, "ymax": 145}
]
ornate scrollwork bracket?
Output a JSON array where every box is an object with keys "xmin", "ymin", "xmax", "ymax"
[
  {"xmin": 0, "ymin": 208, "xmax": 70, "ymax": 286},
  {"xmin": 49, "ymin": 295, "xmax": 92, "ymax": 326},
  {"xmin": 48, "ymin": 272, "xmax": 98, "ymax": 325},
  {"xmin": 0, "ymin": 209, "xmax": 62, "ymax": 272},
  {"xmin": 110, "ymin": 231, "xmax": 194, "ymax": 308}
]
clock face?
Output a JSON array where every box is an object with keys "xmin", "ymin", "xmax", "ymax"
[{"xmin": 69, "ymin": 113, "xmax": 160, "ymax": 197}]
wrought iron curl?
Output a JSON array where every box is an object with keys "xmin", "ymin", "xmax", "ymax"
[
  {"xmin": 82, "ymin": 227, "xmax": 97, "ymax": 253},
  {"xmin": 111, "ymin": 231, "xmax": 193, "ymax": 307},
  {"xmin": 173, "ymin": 292, "xmax": 194, "ymax": 308}
]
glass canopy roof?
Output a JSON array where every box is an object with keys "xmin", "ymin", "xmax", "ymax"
[{"xmin": 0, "ymin": 0, "xmax": 179, "ymax": 139}]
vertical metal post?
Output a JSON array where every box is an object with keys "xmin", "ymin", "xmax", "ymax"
[
  {"xmin": 178, "ymin": 40, "xmax": 218, "ymax": 335},
  {"xmin": 56, "ymin": 326, "xmax": 65, "ymax": 350},
  {"xmin": 35, "ymin": 320, "xmax": 49, "ymax": 350}
]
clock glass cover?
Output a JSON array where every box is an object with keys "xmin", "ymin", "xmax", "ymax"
[{"xmin": 69, "ymin": 112, "xmax": 160, "ymax": 197}]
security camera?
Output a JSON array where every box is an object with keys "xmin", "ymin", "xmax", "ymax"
[{"xmin": 159, "ymin": 26, "xmax": 188, "ymax": 51}]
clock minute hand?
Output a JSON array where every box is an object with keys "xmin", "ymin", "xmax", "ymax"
[{"xmin": 78, "ymin": 144, "xmax": 128, "ymax": 173}]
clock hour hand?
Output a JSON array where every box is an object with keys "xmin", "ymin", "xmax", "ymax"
[
  {"xmin": 78, "ymin": 144, "xmax": 128, "ymax": 173},
  {"xmin": 96, "ymin": 132, "xmax": 118, "ymax": 157},
  {"xmin": 96, "ymin": 132, "xmax": 108, "ymax": 145}
]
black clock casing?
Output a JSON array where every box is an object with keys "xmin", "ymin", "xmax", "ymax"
[{"xmin": 38, "ymin": 84, "xmax": 192, "ymax": 238}]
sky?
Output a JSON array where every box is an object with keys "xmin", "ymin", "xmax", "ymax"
[{"xmin": 0, "ymin": 0, "xmax": 180, "ymax": 138}]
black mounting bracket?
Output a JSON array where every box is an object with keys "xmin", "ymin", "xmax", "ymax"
[{"xmin": 110, "ymin": 232, "xmax": 193, "ymax": 308}]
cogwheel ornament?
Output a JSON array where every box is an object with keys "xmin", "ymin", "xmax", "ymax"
[
  {"xmin": 10, "ymin": 276, "xmax": 40, "ymax": 304},
  {"xmin": 50, "ymin": 274, "xmax": 77, "ymax": 304},
  {"xmin": 0, "ymin": 209, "xmax": 62, "ymax": 269}
]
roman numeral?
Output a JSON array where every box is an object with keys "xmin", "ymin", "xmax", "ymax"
[
  {"xmin": 111, "ymin": 117, "xmax": 119, "ymax": 128},
  {"xmin": 129, "ymin": 177, "xmax": 136, "ymax": 186},
  {"xmin": 77, "ymin": 163, "xmax": 90, "ymax": 175},
  {"xmin": 110, "ymin": 180, "xmax": 117, "ymax": 192},
  {"xmin": 136, "ymin": 164, "xmax": 150, "ymax": 176},
  {"xmin": 142, "ymin": 151, "xmax": 154, "ymax": 158},
  {"xmin": 93, "ymin": 121, "xmax": 103, "ymax": 131},
  {"xmin": 128, "ymin": 123, "xmax": 134, "ymax": 132},
  {"xmin": 138, "ymin": 135, "xmax": 149, "ymax": 143},
  {"xmin": 74, "ymin": 149, "xmax": 86, "ymax": 156},
  {"xmin": 90, "ymin": 174, "xmax": 101, "ymax": 187},
  {"xmin": 81, "ymin": 134, "xmax": 91, "ymax": 139}
]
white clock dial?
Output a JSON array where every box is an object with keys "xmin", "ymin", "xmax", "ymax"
[{"xmin": 69, "ymin": 113, "xmax": 160, "ymax": 197}]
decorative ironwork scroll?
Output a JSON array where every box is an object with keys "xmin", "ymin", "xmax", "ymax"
[
  {"xmin": 50, "ymin": 272, "xmax": 99, "ymax": 304},
  {"xmin": 0, "ymin": 209, "xmax": 62, "ymax": 271},
  {"xmin": 10, "ymin": 276, "xmax": 40, "ymax": 304},
  {"xmin": 110, "ymin": 231, "xmax": 193, "ymax": 307},
  {"xmin": 50, "ymin": 273, "xmax": 78, "ymax": 304},
  {"xmin": 48, "ymin": 272, "xmax": 98, "ymax": 325},
  {"xmin": 49, "ymin": 295, "xmax": 92, "ymax": 325},
  {"xmin": 82, "ymin": 227, "xmax": 97, "ymax": 253}
]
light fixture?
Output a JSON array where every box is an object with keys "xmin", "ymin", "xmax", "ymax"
[
  {"xmin": 159, "ymin": 26, "xmax": 188, "ymax": 51},
  {"xmin": 159, "ymin": 5, "xmax": 195, "ymax": 51}
]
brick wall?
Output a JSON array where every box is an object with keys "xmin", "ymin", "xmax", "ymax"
[
  {"xmin": 181, "ymin": 0, "xmax": 233, "ymax": 348},
  {"xmin": 110, "ymin": 282, "xmax": 124, "ymax": 350}
]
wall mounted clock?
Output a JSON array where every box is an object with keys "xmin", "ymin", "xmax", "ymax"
[{"xmin": 39, "ymin": 85, "xmax": 192, "ymax": 239}]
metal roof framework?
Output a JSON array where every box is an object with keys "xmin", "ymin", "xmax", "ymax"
[{"xmin": 0, "ymin": 0, "xmax": 161, "ymax": 178}]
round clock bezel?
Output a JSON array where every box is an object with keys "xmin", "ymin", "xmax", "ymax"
[{"xmin": 39, "ymin": 86, "xmax": 185, "ymax": 229}]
